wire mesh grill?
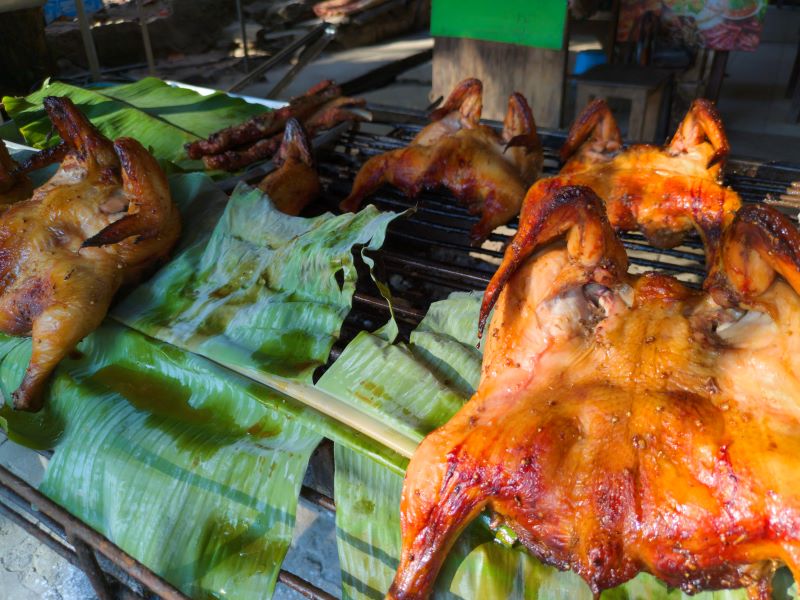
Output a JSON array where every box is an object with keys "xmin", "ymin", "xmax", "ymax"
[{"xmin": 316, "ymin": 118, "xmax": 800, "ymax": 334}]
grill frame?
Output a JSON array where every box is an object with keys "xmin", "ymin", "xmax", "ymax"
[{"xmin": 2, "ymin": 105, "xmax": 800, "ymax": 600}]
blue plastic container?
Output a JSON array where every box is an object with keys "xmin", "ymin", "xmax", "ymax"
[
  {"xmin": 43, "ymin": 0, "xmax": 103, "ymax": 23},
  {"xmin": 574, "ymin": 50, "xmax": 607, "ymax": 75}
]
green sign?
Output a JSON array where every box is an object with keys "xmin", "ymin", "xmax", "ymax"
[{"xmin": 431, "ymin": 0, "xmax": 567, "ymax": 50}]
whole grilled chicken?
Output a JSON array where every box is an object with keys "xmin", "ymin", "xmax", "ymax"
[
  {"xmin": 0, "ymin": 141, "xmax": 32, "ymax": 204},
  {"xmin": 0, "ymin": 97, "xmax": 181, "ymax": 411},
  {"xmin": 390, "ymin": 185, "xmax": 800, "ymax": 599},
  {"xmin": 257, "ymin": 117, "xmax": 321, "ymax": 215},
  {"xmin": 520, "ymin": 98, "xmax": 740, "ymax": 264},
  {"xmin": 340, "ymin": 78, "xmax": 543, "ymax": 244}
]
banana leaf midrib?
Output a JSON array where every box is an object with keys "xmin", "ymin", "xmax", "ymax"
[
  {"xmin": 109, "ymin": 314, "xmax": 417, "ymax": 467},
  {"xmin": 90, "ymin": 82, "xmax": 203, "ymax": 140}
]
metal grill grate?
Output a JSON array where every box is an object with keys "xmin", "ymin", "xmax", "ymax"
[{"xmin": 315, "ymin": 114, "xmax": 800, "ymax": 332}]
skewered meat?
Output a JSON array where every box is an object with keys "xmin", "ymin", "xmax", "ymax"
[
  {"xmin": 257, "ymin": 117, "xmax": 321, "ymax": 216},
  {"xmin": 390, "ymin": 185, "xmax": 800, "ymax": 599},
  {"xmin": 339, "ymin": 78, "xmax": 543, "ymax": 245},
  {"xmin": 184, "ymin": 80, "xmax": 368, "ymax": 172},
  {"xmin": 521, "ymin": 98, "xmax": 740, "ymax": 263},
  {"xmin": 0, "ymin": 97, "xmax": 180, "ymax": 411},
  {"xmin": 185, "ymin": 80, "xmax": 340, "ymax": 159},
  {"xmin": 202, "ymin": 95, "xmax": 367, "ymax": 172},
  {"xmin": 0, "ymin": 141, "xmax": 32, "ymax": 204}
]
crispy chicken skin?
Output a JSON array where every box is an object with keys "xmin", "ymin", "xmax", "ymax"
[
  {"xmin": 0, "ymin": 141, "xmax": 32, "ymax": 204},
  {"xmin": 0, "ymin": 97, "xmax": 180, "ymax": 412},
  {"xmin": 340, "ymin": 78, "xmax": 543, "ymax": 244},
  {"xmin": 257, "ymin": 118, "xmax": 321, "ymax": 216},
  {"xmin": 522, "ymin": 98, "xmax": 740, "ymax": 258},
  {"xmin": 390, "ymin": 186, "xmax": 800, "ymax": 599}
]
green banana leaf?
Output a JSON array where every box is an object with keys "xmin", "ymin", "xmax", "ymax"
[
  {"xmin": 114, "ymin": 180, "xmax": 399, "ymax": 385},
  {"xmin": 320, "ymin": 292, "xmax": 770, "ymax": 600},
  {"xmin": 29, "ymin": 323, "xmax": 322, "ymax": 600},
  {"xmin": 1, "ymin": 77, "xmax": 265, "ymax": 169}
]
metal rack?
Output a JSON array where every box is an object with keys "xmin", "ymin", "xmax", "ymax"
[{"xmin": 2, "ymin": 107, "xmax": 800, "ymax": 599}]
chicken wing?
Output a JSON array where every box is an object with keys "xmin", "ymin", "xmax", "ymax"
[
  {"xmin": 257, "ymin": 117, "xmax": 321, "ymax": 216},
  {"xmin": 0, "ymin": 97, "xmax": 180, "ymax": 411},
  {"xmin": 339, "ymin": 78, "xmax": 543, "ymax": 245},
  {"xmin": 391, "ymin": 186, "xmax": 800, "ymax": 599}
]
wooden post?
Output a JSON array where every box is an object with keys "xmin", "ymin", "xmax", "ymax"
[
  {"xmin": 432, "ymin": 37, "xmax": 567, "ymax": 128},
  {"xmin": 0, "ymin": 7, "xmax": 53, "ymax": 97}
]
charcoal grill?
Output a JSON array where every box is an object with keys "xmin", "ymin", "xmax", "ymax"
[{"xmin": 1, "ymin": 105, "xmax": 799, "ymax": 600}]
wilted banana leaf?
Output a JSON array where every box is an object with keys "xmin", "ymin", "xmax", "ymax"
[
  {"xmin": 114, "ymin": 181, "xmax": 399, "ymax": 384},
  {"xmin": 321, "ymin": 293, "xmax": 761, "ymax": 599},
  {"xmin": 21, "ymin": 323, "xmax": 323, "ymax": 599},
  {"xmin": 1, "ymin": 77, "xmax": 264, "ymax": 168}
]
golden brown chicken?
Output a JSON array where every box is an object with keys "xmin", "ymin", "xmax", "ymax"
[
  {"xmin": 390, "ymin": 185, "xmax": 800, "ymax": 599},
  {"xmin": 0, "ymin": 141, "xmax": 32, "ymax": 204},
  {"xmin": 521, "ymin": 98, "xmax": 740, "ymax": 263},
  {"xmin": 0, "ymin": 97, "xmax": 180, "ymax": 411},
  {"xmin": 339, "ymin": 78, "xmax": 543, "ymax": 244},
  {"xmin": 257, "ymin": 117, "xmax": 321, "ymax": 216}
]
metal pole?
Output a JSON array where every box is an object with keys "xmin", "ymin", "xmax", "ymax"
[
  {"xmin": 137, "ymin": 0, "xmax": 156, "ymax": 76},
  {"xmin": 266, "ymin": 24, "xmax": 337, "ymax": 99},
  {"xmin": 227, "ymin": 22, "xmax": 328, "ymax": 93},
  {"xmin": 74, "ymin": 0, "xmax": 101, "ymax": 81},
  {"xmin": 236, "ymin": 0, "xmax": 250, "ymax": 71},
  {"xmin": 66, "ymin": 531, "xmax": 115, "ymax": 600}
]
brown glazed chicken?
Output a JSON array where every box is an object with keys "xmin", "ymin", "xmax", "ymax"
[
  {"xmin": 0, "ymin": 97, "xmax": 180, "ymax": 411},
  {"xmin": 0, "ymin": 141, "xmax": 32, "ymax": 204},
  {"xmin": 522, "ymin": 98, "xmax": 740, "ymax": 264},
  {"xmin": 340, "ymin": 78, "xmax": 543, "ymax": 244},
  {"xmin": 257, "ymin": 117, "xmax": 321, "ymax": 215},
  {"xmin": 390, "ymin": 185, "xmax": 800, "ymax": 599}
]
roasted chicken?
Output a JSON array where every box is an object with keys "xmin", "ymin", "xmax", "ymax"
[
  {"xmin": 520, "ymin": 98, "xmax": 740, "ymax": 265},
  {"xmin": 390, "ymin": 185, "xmax": 800, "ymax": 599},
  {"xmin": 0, "ymin": 97, "xmax": 180, "ymax": 411},
  {"xmin": 339, "ymin": 78, "xmax": 543, "ymax": 245},
  {"xmin": 257, "ymin": 117, "xmax": 321, "ymax": 215},
  {"xmin": 0, "ymin": 141, "xmax": 32, "ymax": 204}
]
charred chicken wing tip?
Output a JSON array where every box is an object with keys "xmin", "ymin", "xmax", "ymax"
[
  {"xmin": 428, "ymin": 77, "xmax": 483, "ymax": 123},
  {"xmin": 274, "ymin": 117, "xmax": 315, "ymax": 169},
  {"xmin": 42, "ymin": 96, "xmax": 117, "ymax": 169},
  {"xmin": 560, "ymin": 98, "xmax": 621, "ymax": 163}
]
